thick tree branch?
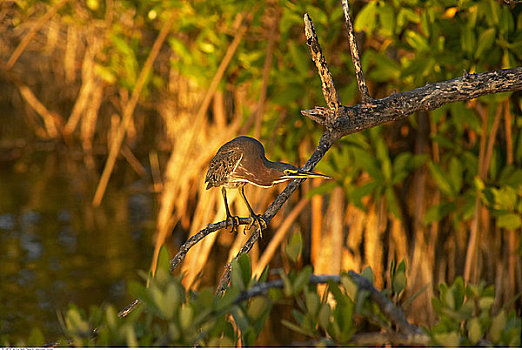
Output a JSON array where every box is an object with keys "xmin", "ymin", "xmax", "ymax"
[{"xmin": 302, "ymin": 67, "xmax": 522, "ymax": 139}]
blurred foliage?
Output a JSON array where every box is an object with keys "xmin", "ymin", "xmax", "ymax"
[
  {"xmin": 430, "ymin": 277, "xmax": 521, "ymax": 346},
  {"xmin": 2, "ymin": 245, "xmax": 520, "ymax": 346}
]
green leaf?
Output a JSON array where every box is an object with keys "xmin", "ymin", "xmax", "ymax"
[
  {"xmin": 377, "ymin": 3, "xmax": 395, "ymax": 37},
  {"xmin": 392, "ymin": 270, "xmax": 407, "ymax": 295},
  {"xmin": 341, "ymin": 275, "xmax": 358, "ymax": 301},
  {"xmin": 293, "ymin": 266, "xmax": 313, "ymax": 295},
  {"xmin": 424, "ymin": 202, "xmax": 456, "ymax": 224},
  {"xmin": 354, "ymin": 1, "xmax": 377, "ymax": 35},
  {"xmin": 351, "ymin": 147, "xmax": 383, "ymax": 183},
  {"xmin": 490, "ymin": 310, "xmax": 506, "ymax": 344},
  {"xmin": 179, "ymin": 305, "xmax": 193, "ymax": 330},
  {"xmin": 285, "ymin": 232, "xmax": 303, "ymax": 263},
  {"xmin": 478, "ymin": 296, "xmax": 495, "ymax": 310},
  {"xmin": 499, "ymin": 6, "xmax": 514, "ymax": 35},
  {"xmin": 281, "ymin": 319, "xmax": 311, "ymax": 337},
  {"xmin": 385, "ymin": 186, "xmax": 401, "ymax": 218},
  {"xmin": 475, "ymin": 28, "xmax": 496, "ymax": 59},
  {"xmin": 318, "ymin": 303, "xmax": 331, "ymax": 330},
  {"xmin": 230, "ymin": 259, "xmax": 246, "ymax": 290},
  {"xmin": 162, "ymin": 282, "xmax": 180, "ymax": 319},
  {"xmin": 247, "ymin": 296, "xmax": 268, "ymax": 320},
  {"xmin": 428, "ymin": 162, "xmax": 454, "ymax": 197},
  {"xmin": 361, "ymin": 266, "xmax": 374, "ymax": 285},
  {"xmin": 157, "ymin": 245, "xmax": 171, "ymax": 274},
  {"xmin": 397, "ymin": 8, "xmax": 420, "ymax": 32},
  {"xmin": 238, "ymin": 253, "xmax": 252, "ymax": 288},
  {"xmin": 497, "ymin": 213, "xmax": 522, "ymax": 229},
  {"xmin": 216, "ymin": 287, "xmax": 239, "ymax": 310},
  {"xmin": 448, "ymin": 157, "xmax": 463, "ymax": 195},
  {"xmin": 305, "ymin": 291, "xmax": 320, "ymax": 316},
  {"xmin": 461, "ymin": 26, "xmax": 476, "ymax": 56},
  {"xmin": 468, "ymin": 317, "xmax": 483, "ymax": 344},
  {"xmin": 405, "ymin": 30, "xmax": 430, "ymax": 51},
  {"xmin": 27, "ymin": 328, "xmax": 45, "ymax": 347},
  {"xmin": 327, "ymin": 280, "xmax": 347, "ymax": 306},
  {"xmin": 349, "ymin": 181, "xmax": 379, "ymax": 209},
  {"xmin": 433, "ymin": 331, "xmax": 460, "ymax": 347},
  {"xmin": 280, "ymin": 270, "xmax": 293, "ymax": 297}
]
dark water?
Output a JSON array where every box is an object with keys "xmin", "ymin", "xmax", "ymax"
[{"xmin": 0, "ymin": 147, "xmax": 156, "ymax": 342}]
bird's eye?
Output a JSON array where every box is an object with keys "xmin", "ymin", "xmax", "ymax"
[{"xmin": 284, "ymin": 169, "xmax": 295, "ymax": 175}]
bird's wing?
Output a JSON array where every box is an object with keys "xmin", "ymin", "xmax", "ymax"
[{"xmin": 205, "ymin": 149, "xmax": 243, "ymax": 189}]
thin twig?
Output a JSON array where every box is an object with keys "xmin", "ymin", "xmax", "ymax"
[
  {"xmin": 341, "ymin": 0, "xmax": 372, "ymax": 102},
  {"xmin": 303, "ymin": 14, "xmax": 341, "ymax": 119}
]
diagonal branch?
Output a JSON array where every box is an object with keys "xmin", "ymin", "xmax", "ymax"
[
  {"xmin": 303, "ymin": 14, "xmax": 341, "ymax": 118},
  {"xmin": 341, "ymin": 0, "xmax": 371, "ymax": 102}
]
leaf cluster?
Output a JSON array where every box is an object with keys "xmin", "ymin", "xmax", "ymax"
[
  {"xmin": 3, "ymin": 245, "xmax": 520, "ymax": 347},
  {"xmin": 430, "ymin": 277, "xmax": 521, "ymax": 346}
]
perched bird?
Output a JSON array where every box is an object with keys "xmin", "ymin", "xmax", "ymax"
[{"xmin": 205, "ymin": 136, "xmax": 330, "ymax": 233}]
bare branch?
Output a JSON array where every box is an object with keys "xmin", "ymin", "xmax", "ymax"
[
  {"xmin": 303, "ymin": 14, "xmax": 341, "ymax": 119},
  {"xmin": 302, "ymin": 67, "xmax": 522, "ymax": 139},
  {"xmin": 347, "ymin": 271, "xmax": 418, "ymax": 335},
  {"xmin": 234, "ymin": 274, "xmax": 341, "ymax": 303},
  {"xmin": 341, "ymin": 0, "xmax": 372, "ymax": 102}
]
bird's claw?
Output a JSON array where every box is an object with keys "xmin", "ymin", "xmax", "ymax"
[
  {"xmin": 225, "ymin": 215, "xmax": 240, "ymax": 233},
  {"xmin": 246, "ymin": 214, "xmax": 267, "ymax": 237}
]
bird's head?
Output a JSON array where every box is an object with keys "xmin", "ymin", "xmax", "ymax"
[{"xmin": 272, "ymin": 162, "xmax": 330, "ymax": 182}]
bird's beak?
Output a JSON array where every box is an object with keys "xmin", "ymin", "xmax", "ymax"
[{"xmin": 285, "ymin": 169, "xmax": 331, "ymax": 179}]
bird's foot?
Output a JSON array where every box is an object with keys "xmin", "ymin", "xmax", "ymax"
[
  {"xmin": 246, "ymin": 214, "xmax": 267, "ymax": 237},
  {"xmin": 225, "ymin": 215, "xmax": 240, "ymax": 233}
]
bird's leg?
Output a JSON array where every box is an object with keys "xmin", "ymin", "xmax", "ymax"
[
  {"xmin": 239, "ymin": 186, "xmax": 267, "ymax": 235},
  {"xmin": 222, "ymin": 187, "xmax": 240, "ymax": 233}
]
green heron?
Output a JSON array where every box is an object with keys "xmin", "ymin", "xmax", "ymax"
[{"xmin": 205, "ymin": 136, "xmax": 330, "ymax": 233}]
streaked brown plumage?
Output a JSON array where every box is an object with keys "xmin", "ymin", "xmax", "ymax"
[{"xmin": 205, "ymin": 136, "xmax": 330, "ymax": 233}]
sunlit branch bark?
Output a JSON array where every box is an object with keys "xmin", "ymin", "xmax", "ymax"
[{"xmin": 302, "ymin": 67, "xmax": 522, "ymax": 139}]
